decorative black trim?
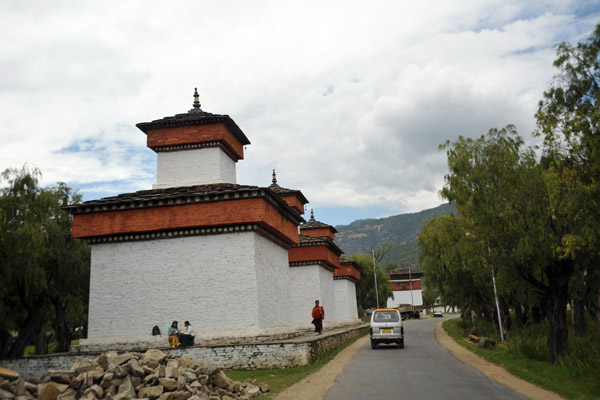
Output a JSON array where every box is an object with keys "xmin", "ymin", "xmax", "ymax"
[
  {"xmin": 334, "ymin": 275, "xmax": 358, "ymax": 283},
  {"xmin": 289, "ymin": 260, "xmax": 336, "ymax": 272},
  {"xmin": 84, "ymin": 223, "xmax": 291, "ymax": 249},
  {"xmin": 152, "ymin": 141, "xmax": 238, "ymax": 161}
]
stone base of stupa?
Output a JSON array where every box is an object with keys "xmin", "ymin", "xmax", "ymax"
[{"xmin": 72, "ymin": 320, "xmax": 361, "ymax": 353}]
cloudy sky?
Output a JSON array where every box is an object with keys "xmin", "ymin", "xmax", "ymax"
[{"xmin": 1, "ymin": 1, "xmax": 599, "ymax": 226}]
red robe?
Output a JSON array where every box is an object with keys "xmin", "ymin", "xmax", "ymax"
[{"xmin": 312, "ymin": 305, "xmax": 325, "ymax": 332}]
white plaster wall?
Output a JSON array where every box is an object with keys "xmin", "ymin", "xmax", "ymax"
[
  {"xmin": 154, "ymin": 147, "xmax": 236, "ymax": 188},
  {"xmin": 333, "ymin": 279, "xmax": 358, "ymax": 321},
  {"xmin": 318, "ymin": 266, "xmax": 337, "ymax": 323},
  {"xmin": 87, "ymin": 232, "xmax": 288, "ymax": 340},
  {"xmin": 253, "ymin": 234, "xmax": 291, "ymax": 327},
  {"xmin": 288, "ymin": 265, "xmax": 336, "ymax": 326},
  {"xmin": 386, "ymin": 290, "xmax": 423, "ymax": 308}
]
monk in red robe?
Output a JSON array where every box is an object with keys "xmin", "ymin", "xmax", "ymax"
[{"xmin": 311, "ymin": 300, "xmax": 325, "ymax": 335}]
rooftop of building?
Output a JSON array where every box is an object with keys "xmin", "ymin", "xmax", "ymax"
[
  {"xmin": 63, "ymin": 182, "xmax": 304, "ymax": 224},
  {"xmin": 296, "ymin": 234, "xmax": 344, "ymax": 255},
  {"xmin": 136, "ymin": 88, "xmax": 250, "ymax": 146},
  {"xmin": 300, "ymin": 209, "xmax": 337, "ymax": 233},
  {"xmin": 388, "ymin": 266, "xmax": 423, "ymax": 276},
  {"xmin": 267, "ymin": 169, "xmax": 309, "ymax": 204}
]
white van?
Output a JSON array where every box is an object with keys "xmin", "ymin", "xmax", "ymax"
[{"xmin": 370, "ymin": 308, "xmax": 404, "ymax": 349}]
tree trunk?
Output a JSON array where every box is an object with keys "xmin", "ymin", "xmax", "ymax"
[
  {"xmin": 460, "ymin": 305, "xmax": 470, "ymax": 321},
  {"xmin": 54, "ymin": 298, "xmax": 71, "ymax": 353},
  {"xmin": 481, "ymin": 306, "xmax": 493, "ymax": 325},
  {"xmin": 596, "ymin": 288, "xmax": 600, "ymax": 335},
  {"xmin": 531, "ymin": 305, "xmax": 544, "ymax": 323},
  {"xmin": 34, "ymin": 321, "xmax": 48, "ymax": 356},
  {"xmin": 486, "ymin": 304, "xmax": 500, "ymax": 334},
  {"xmin": 514, "ymin": 302, "xmax": 526, "ymax": 328},
  {"xmin": 546, "ymin": 263, "xmax": 571, "ymax": 364},
  {"xmin": 7, "ymin": 298, "xmax": 45, "ymax": 359},
  {"xmin": 523, "ymin": 306, "xmax": 531, "ymax": 326},
  {"xmin": 571, "ymin": 273, "xmax": 587, "ymax": 337},
  {"xmin": 502, "ymin": 304, "xmax": 512, "ymax": 332},
  {"xmin": 0, "ymin": 329, "xmax": 11, "ymax": 359}
]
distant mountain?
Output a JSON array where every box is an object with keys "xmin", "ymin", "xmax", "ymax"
[{"xmin": 334, "ymin": 203, "xmax": 455, "ymax": 269}]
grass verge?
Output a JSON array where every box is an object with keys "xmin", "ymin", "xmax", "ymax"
[
  {"xmin": 23, "ymin": 340, "xmax": 80, "ymax": 357},
  {"xmin": 443, "ymin": 318, "xmax": 600, "ymax": 400},
  {"xmin": 225, "ymin": 331, "xmax": 368, "ymax": 398}
]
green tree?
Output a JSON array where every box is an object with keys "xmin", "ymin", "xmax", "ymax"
[
  {"xmin": 418, "ymin": 214, "xmax": 497, "ymax": 322},
  {"xmin": 536, "ymin": 23, "xmax": 600, "ymax": 336},
  {"xmin": 438, "ymin": 125, "xmax": 588, "ymax": 363},
  {"xmin": 420, "ymin": 284, "xmax": 439, "ymax": 313},
  {"xmin": 0, "ymin": 166, "xmax": 90, "ymax": 359},
  {"xmin": 0, "ymin": 166, "xmax": 50, "ymax": 358},
  {"xmin": 351, "ymin": 253, "xmax": 392, "ymax": 310},
  {"xmin": 43, "ymin": 182, "xmax": 90, "ymax": 352}
]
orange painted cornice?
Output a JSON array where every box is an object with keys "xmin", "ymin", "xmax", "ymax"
[
  {"xmin": 300, "ymin": 227, "xmax": 335, "ymax": 240},
  {"xmin": 71, "ymin": 197, "xmax": 300, "ymax": 246},
  {"xmin": 146, "ymin": 123, "xmax": 245, "ymax": 160},
  {"xmin": 288, "ymin": 244, "xmax": 341, "ymax": 270},
  {"xmin": 279, "ymin": 194, "xmax": 305, "ymax": 214},
  {"xmin": 334, "ymin": 264, "xmax": 361, "ymax": 281}
]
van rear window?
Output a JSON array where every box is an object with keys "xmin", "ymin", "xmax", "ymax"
[{"xmin": 373, "ymin": 311, "xmax": 399, "ymax": 322}]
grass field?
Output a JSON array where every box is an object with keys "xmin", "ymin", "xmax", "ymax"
[{"xmin": 443, "ymin": 317, "xmax": 600, "ymax": 400}]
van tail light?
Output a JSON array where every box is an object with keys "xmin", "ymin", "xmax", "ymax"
[{"xmin": 370, "ymin": 327, "xmax": 373, "ymax": 335}]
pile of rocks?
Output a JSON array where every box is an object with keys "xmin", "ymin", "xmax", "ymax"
[{"xmin": 0, "ymin": 349, "xmax": 270, "ymax": 399}]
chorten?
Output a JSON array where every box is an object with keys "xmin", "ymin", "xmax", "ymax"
[
  {"xmin": 65, "ymin": 90, "xmax": 304, "ymax": 342},
  {"xmin": 268, "ymin": 169, "xmax": 308, "ymax": 215},
  {"xmin": 287, "ymin": 209, "xmax": 343, "ymax": 324},
  {"xmin": 335, "ymin": 258, "xmax": 361, "ymax": 321}
]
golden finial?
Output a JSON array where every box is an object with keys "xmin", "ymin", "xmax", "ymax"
[
  {"xmin": 310, "ymin": 209, "xmax": 315, "ymax": 220},
  {"xmin": 193, "ymin": 88, "xmax": 201, "ymax": 109},
  {"xmin": 272, "ymin": 169, "xmax": 277, "ymax": 185}
]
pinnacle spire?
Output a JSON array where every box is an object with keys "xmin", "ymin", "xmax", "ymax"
[
  {"xmin": 272, "ymin": 169, "xmax": 277, "ymax": 185},
  {"xmin": 190, "ymin": 88, "xmax": 202, "ymax": 112},
  {"xmin": 310, "ymin": 208, "xmax": 315, "ymax": 221}
]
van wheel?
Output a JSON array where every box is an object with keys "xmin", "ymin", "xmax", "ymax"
[
  {"xmin": 398, "ymin": 338, "xmax": 404, "ymax": 348},
  {"xmin": 371, "ymin": 339, "xmax": 377, "ymax": 349}
]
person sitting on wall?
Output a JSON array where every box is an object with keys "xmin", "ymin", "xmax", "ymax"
[
  {"xmin": 311, "ymin": 299, "xmax": 325, "ymax": 335},
  {"xmin": 168, "ymin": 321, "xmax": 180, "ymax": 348},
  {"xmin": 180, "ymin": 320, "xmax": 195, "ymax": 347}
]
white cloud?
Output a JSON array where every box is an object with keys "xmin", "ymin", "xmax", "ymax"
[{"xmin": 0, "ymin": 0, "xmax": 598, "ymax": 223}]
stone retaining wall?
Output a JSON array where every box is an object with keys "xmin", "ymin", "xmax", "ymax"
[{"xmin": 0, "ymin": 325, "xmax": 368, "ymax": 379}]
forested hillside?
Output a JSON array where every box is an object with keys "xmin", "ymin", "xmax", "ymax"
[{"xmin": 334, "ymin": 203, "xmax": 454, "ymax": 268}]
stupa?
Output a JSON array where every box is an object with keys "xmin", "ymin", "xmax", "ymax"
[
  {"xmin": 334, "ymin": 258, "xmax": 361, "ymax": 321},
  {"xmin": 287, "ymin": 210, "xmax": 342, "ymax": 324},
  {"xmin": 65, "ymin": 90, "xmax": 359, "ymax": 345}
]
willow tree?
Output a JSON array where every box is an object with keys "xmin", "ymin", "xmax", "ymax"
[
  {"xmin": 536, "ymin": 23, "xmax": 600, "ymax": 336},
  {"xmin": 439, "ymin": 125, "xmax": 582, "ymax": 363},
  {"xmin": 419, "ymin": 215, "xmax": 496, "ymax": 322},
  {"xmin": 0, "ymin": 166, "xmax": 90, "ymax": 358},
  {"xmin": 0, "ymin": 166, "xmax": 50, "ymax": 358}
]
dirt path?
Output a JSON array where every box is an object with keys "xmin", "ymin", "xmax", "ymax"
[
  {"xmin": 274, "ymin": 335, "xmax": 368, "ymax": 400},
  {"xmin": 274, "ymin": 320, "xmax": 565, "ymax": 400},
  {"xmin": 434, "ymin": 321, "xmax": 564, "ymax": 400}
]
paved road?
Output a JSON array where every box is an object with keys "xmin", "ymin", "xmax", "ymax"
[{"xmin": 324, "ymin": 317, "xmax": 526, "ymax": 400}]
